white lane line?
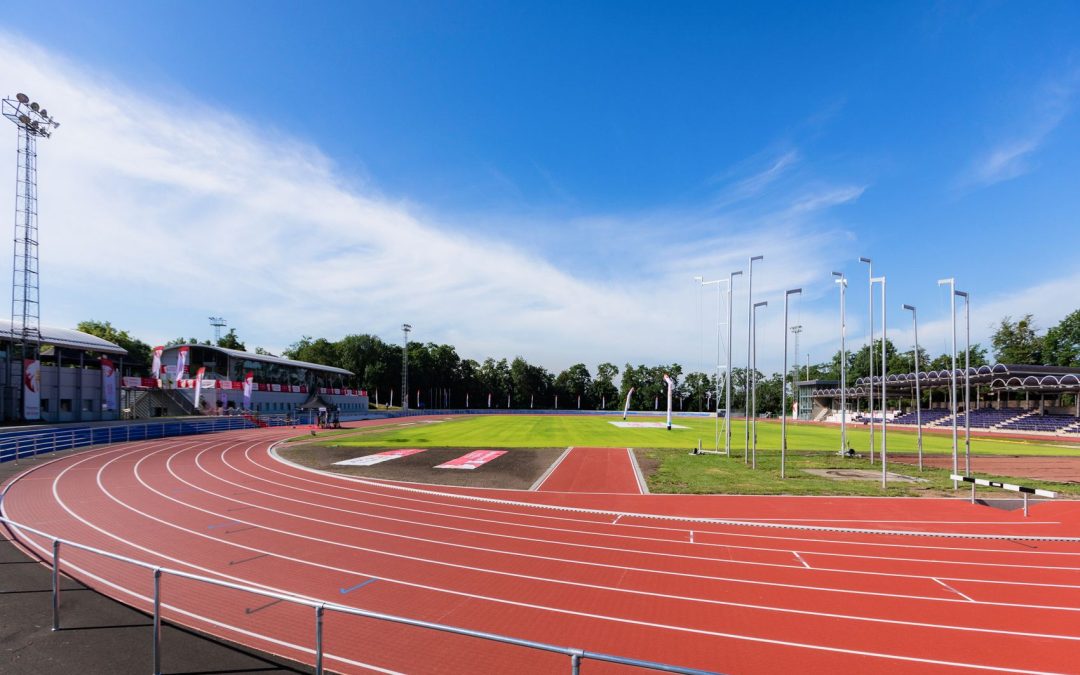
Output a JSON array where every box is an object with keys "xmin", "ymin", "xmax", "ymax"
[
  {"xmin": 627, "ymin": 448, "xmax": 649, "ymax": 495},
  {"xmin": 793, "ymin": 552, "xmax": 811, "ymax": 569},
  {"xmin": 612, "ymin": 514, "xmax": 622, "ymax": 525},
  {"xmin": 258, "ymin": 448, "xmax": 1080, "ymax": 577},
  {"xmin": 690, "ymin": 531, "xmax": 694, "ymax": 544},
  {"xmin": 26, "ymin": 442, "xmax": 1078, "ymax": 674},
  {"xmin": 934, "ymin": 578, "xmax": 976, "ymax": 602},
  {"xmin": 530, "ymin": 447, "xmax": 574, "ymax": 491}
]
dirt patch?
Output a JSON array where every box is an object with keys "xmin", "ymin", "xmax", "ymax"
[
  {"xmin": 891, "ymin": 454, "xmax": 1080, "ymax": 483},
  {"xmin": 803, "ymin": 468, "xmax": 928, "ymax": 483},
  {"xmin": 633, "ymin": 450, "xmax": 660, "ymax": 480},
  {"xmin": 279, "ymin": 444, "xmax": 565, "ymax": 489}
]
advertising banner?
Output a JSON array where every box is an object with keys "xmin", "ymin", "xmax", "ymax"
[
  {"xmin": 23, "ymin": 358, "xmax": 40, "ymax": 420},
  {"xmin": 242, "ymin": 372, "xmax": 253, "ymax": 409},
  {"xmin": 193, "ymin": 366, "xmax": 206, "ymax": 412},
  {"xmin": 101, "ymin": 358, "xmax": 118, "ymax": 411},
  {"xmin": 151, "ymin": 346, "xmax": 164, "ymax": 379},
  {"xmin": 175, "ymin": 346, "xmax": 189, "ymax": 384},
  {"xmin": 622, "ymin": 387, "xmax": 635, "ymax": 420}
]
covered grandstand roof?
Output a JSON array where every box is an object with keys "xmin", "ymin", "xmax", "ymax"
[
  {"xmin": 165, "ymin": 344, "xmax": 353, "ymax": 376},
  {"xmin": 0, "ymin": 319, "xmax": 127, "ymax": 355},
  {"xmin": 806, "ymin": 364, "xmax": 1080, "ymax": 398}
]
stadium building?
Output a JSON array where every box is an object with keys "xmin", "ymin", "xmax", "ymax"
[
  {"xmin": 133, "ymin": 344, "xmax": 368, "ymax": 418},
  {"xmin": 1, "ymin": 319, "xmax": 129, "ymax": 423}
]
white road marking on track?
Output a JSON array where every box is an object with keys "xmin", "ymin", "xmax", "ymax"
[
  {"xmin": 612, "ymin": 514, "xmax": 622, "ymax": 525},
  {"xmin": 530, "ymin": 447, "xmax": 573, "ymax": 491},
  {"xmin": 690, "ymin": 531, "xmax": 694, "ymax": 544},
  {"xmin": 934, "ymin": 578, "xmax": 976, "ymax": 602},
  {"xmin": 16, "ymin": 443, "xmax": 1074, "ymax": 675},
  {"xmin": 793, "ymin": 552, "xmax": 811, "ymax": 569}
]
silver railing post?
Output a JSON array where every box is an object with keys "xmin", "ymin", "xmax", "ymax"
[
  {"xmin": 1024, "ymin": 493, "xmax": 1029, "ymax": 518},
  {"xmin": 315, "ymin": 604, "xmax": 325, "ymax": 674},
  {"xmin": 51, "ymin": 539, "xmax": 61, "ymax": 631},
  {"xmin": 571, "ymin": 652, "xmax": 581, "ymax": 674},
  {"xmin": 153, "ymin": 568, "xmax": 162, "ymax": 675},
  {"xmin": 970, "ymin": 480, "xmax": 976, "ymax": 504}
]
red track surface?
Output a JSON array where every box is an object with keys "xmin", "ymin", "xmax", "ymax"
[
  {"xmin": 536, "ymin": 447, "xmax": 644, "ymax": 494},
  {"xmin": 4, "ymin": 421, "xmax": 1080, "ymax": 674}
]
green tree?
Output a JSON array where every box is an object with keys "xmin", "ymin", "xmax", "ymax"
[
  {"xmin": 76, "ymin": 320, "xmax": 152, "ymax": 368},
  {"xmin": 991, "ymin": 314, "xmax": 1043, "ymax": 365},
  {"xmin": 1043, "ymin": 310, "xmax": 1080, "ymax": 367},
  {"xmin": 589, "ymin": 362, "xmax": 619, "ymax": 409},
  {"xmin": 217, "ymin": 328, "xmax": 245, "ymax": 350}
]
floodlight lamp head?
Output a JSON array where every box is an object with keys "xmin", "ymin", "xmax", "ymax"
[
  {"xmin": 787, "ymin": 288, "xmax": 803, "ymax": 296},
  {"xmin": 937, "ymin": 278, "xmax": 954, "ymax": 286},
  {"xmin": 750, "ymin": 255, "xmax": 764, "ymax": 262},
  {"xmin": 693, "ymin": 276, "xmax": 703, "ymax": 282},
  {"xmin": 754, "ymin": 301, "xmax": 768, "ymax": 308},
  {"xmin": 30, "ymin": 102, "xmax": 39, "ymax": 111},
  {"xmin": 902, "ymin": 304, "xmax": 916, "ymax": 312},
  {"xmin": 16, "ymin": 93, "xmax": 29, "ymax": 104},
  {"xmin": 955, "ymin": 290, "xmax": 968, "ymax": 298},
  {"xmin": 731, "ymin": 270, "xmax": 743, "ymax": 277},
  {"xmin": 859, "ymin": 257, "xmax": 872, "ymax": 264},
  {"xmin": 831, "ymin": 271, "xmax": 843, "ymax": 278}
]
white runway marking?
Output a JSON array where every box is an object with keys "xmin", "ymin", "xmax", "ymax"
[
  {"xmin": 793, "ymin": 552, "xmax": 811, "ymax": 569},
  {"xmin": 530, "ymin": 447, "xmax": 573, "ymax": 491},
  {"xmin": 934, "ymin": 578, "xmax": 976, "ymax": 602}
]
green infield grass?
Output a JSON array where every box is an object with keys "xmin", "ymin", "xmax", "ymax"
[{"xmin": 307, "ymin": 414, "xmax": 1080, "ymax": 456}]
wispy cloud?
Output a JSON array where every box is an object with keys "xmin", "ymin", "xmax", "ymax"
[
  {"xmin": 0, "ymin": 32, "xmax": 870, "ymax": 374},
  {"xmin": 961, "ymin": 71, "xmax": 1079, "ymax": 189}
]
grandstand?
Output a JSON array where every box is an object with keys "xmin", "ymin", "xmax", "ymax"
[
  {"xmin": 126, "ymin": 344, "xmax": 368, "ymax": 419},
  {"xmin": 0, "ymin": 319, "xmax": 128, "ymax": 423},
  {"xmin": 800, "ymin": 364, "xmax": 1080, "ymax": 436}
]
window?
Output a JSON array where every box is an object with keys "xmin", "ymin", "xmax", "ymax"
[
  {"xmin": 41, "ymin": 398, "xmax": 50, "ymax": 412},
  {"xmin": 83, "ymin": 399, "xmax": 93, "ymax": 412},
  {"xmin": 60, "ymin": 399, "xmax": 73, "ymax": 412}
]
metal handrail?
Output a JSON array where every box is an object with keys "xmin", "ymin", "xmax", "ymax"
[{"xmin": 0, "ymin": 515, "xmax": 716, "ymax": 675}]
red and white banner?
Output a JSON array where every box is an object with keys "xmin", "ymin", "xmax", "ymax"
[
  {"xmin": 122, "ymin": 376, "xmax": 159, "ymax": 389},
  {"xmin": 243, "ymin": 371, "xmax": 254, "ymax": 409},
  {"xmin": 193, "ymin": 367, "xmax": 206, "ymax": 411},
  {"xmin": 23, "ymin": 358, "xmax": 40, "ymax": 420},
  {"xmin": 435, "ymin": 450, "xmax": 506, "ymax": 470},
  {"xmin": 151, "ymin": 346, "xmax": 164, "ymax": 378},
  {"xmin": 101, "ymin": 358, "xmax": 118, "ymax": 411},
  {"xmin": 175, "ymin": 346, "xmax": 189, "ymax": 383},
  {"xmin": 334, "ymin": 448, "xmax": 425, "ymax": 467}
]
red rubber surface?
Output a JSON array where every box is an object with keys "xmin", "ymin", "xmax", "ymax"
[
  {"xmin": 3, "ymin": 421, "xmax": 1080, "ymax": 674},
  {"xmin": 536, "ymin": 447, "xmax": 643, "ymax": 494}
]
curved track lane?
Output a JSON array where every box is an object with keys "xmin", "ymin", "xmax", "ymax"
[{"xmin": 4, "ymin": 425, "xmax": 1080, "ymax": 674}]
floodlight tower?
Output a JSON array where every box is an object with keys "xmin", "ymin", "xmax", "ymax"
[
  {"xmin": 209, "ymin": 316, "xmax": 227, "ymax": 344},
  {"xmin": 3, "ymin": 93, "xmax": 59, "ymax": 421},
  {"xmin": 401, "ymin": 323, "xmax": 412, "ymax": 414}
]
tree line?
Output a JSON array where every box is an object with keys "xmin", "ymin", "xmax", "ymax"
[{"xmin": 72, "ymin": 307, "xmax": 1078, "ymax": 414}]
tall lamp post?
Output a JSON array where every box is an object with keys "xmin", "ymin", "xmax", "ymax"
[
  {"xmin": 860, "ymin": 257, "xmax": 875, "ymax": 462},
  {"xmin": 871, "ymin": 276, "xmax": 887, "ymax": 488},
  {"xmin": 745, "ymin": 255, "xmax": 764, "ymax": 463},
  {"xmin": 695, "ymin": 275, "xmax": 729, "ymax": 453},
  {"xmin": 955, "ymin": 289, "xmax": 971, "ymax": 476},
  {"xmin": 751, "ymin": 300, "xmax": 767, "ymax": 469},
  {"xmin": 401, "ymin": 323, "xmax": 412, "ymax": 414},
  {"xmin": 781, "ymin": 288, "xmax": 802, "ymax": 478},
  {"xmin": 832, "ymin": 272, "xmax": 848, "ymax": 453},
  {"xmin": 937, "ymin": 278, "xmax": 959, "ymax": 488},
  {"xmin": 726, "ymin": 270, "xmax": 743, "ymax": 456},
  {"xmin": 902, "ymin": 304, "xmax": 923, "ymax": 471}
]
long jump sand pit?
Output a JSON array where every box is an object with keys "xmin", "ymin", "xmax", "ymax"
[
  {"xmin": 892, "ymin": 454, "xmax": 1080, "ymax": 483},
  {"xmin": 279, "ymin": 443, "xmax": 566, "ymax": 489}
]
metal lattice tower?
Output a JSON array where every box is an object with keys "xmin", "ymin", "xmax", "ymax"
[
  {"xmin": 401, "ymin": 323, "xmax": 411, "ymax": 412},
  {"xmin": 209, "ymin": 316, "xmax": 227, "ymax": 343},
  {"xmin": 3, "ymin": 93, "xmax": 58, "ymax": 420}
]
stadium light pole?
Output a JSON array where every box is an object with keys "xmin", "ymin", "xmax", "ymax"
[
  {"xmin": 745, "ymin": 255, "xmax": 763, "ymax": 463},
  {"xmin": 751, "ymin": 300, "xmax": 767, "ymax": 469},
  {"xmin": 938, "ymin": 278, "xmax": 959, "ymax": 488},
  {"xmin": 401, "ymin": 324, "xmax": 412, "ymax": 415},
  {"xmin": 695, "ymin": 275, "xmax": 728, "ymax": 452},
  {"xmin": 956, "ymin": 289, "xmax": 971, "ymax": 476},
  {"xmin": 832, "ymin": 272, "xmax": 848, "ymax": 454},
  {"xmin": 781, "ymin": 288, "xmax": 802, "ymax": 478},
  {"xmin": 860, "ymin": 257, "xmax": 875, "ymax": 463},
  {"xmin": 903, "ymin": 304, "xmax": 923, "ymax": 471},
  {"xmin": 872, "ymin": 276, "xmax": 887, "ymax": 488},
  {"xmin": 726, "ymin": 270, "xmax": 743, "ymax": 457}
]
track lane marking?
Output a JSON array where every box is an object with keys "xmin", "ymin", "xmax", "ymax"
[
  {"xmin": 934, "ymin": 578, "xmax": 976, "ymax": 602},
  {"xmin": 793, "ymin": 552, "xmax": 811, "ymax": 569},
  {"xmin": 529, "ymin": 447, "xmax": 574, "ymax": 491}
]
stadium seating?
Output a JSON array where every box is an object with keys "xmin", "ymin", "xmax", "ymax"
[
  {"xmin": 891, "ymin": 408, "xmax": 952, "ymax": 425},
  {"xmin": 1000, "ymin": 413, "xmax": 1080, "ymax": 434}
]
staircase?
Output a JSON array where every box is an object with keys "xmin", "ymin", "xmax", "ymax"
[{"xmin": 992, "ymin": 409, "xmax": 1037, "ymax": 430}]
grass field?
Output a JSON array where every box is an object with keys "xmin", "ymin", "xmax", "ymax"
[{"xmin": 313, "ymin": 414, "xmax": 1080, "ymax": 456}]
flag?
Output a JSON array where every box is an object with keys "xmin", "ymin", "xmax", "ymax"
[
  {"xmin": 242, "ymin": 371, "xmax": 254, "ymax": 409},
  {"xmin": 23, "ymin": 359, "xmax": 40, "ymax": 420},
  {"xmin": 487, "ymin": 392, "xmax": 492, "ymax": 408},
  {"xmin": 151, "ymin": 346, "xmax": 164, "ymax": 379},
  {"xmin": 622, "ymin": 387, "xmax": 635, "ymax": 420},
  {"xmin": 663, "ymin": 373, "xmax": 675, "ymax": 430},
  {"xmin": 101, "ymin": 358, "xmax": 118, "ymax": 411},
  {"xmin": 175, "ymin": 346, "xmax": 189, "ymax": 384},
  {"xmin": 193, "ymin": 367, "xmax": 206, "ymax": 412}
]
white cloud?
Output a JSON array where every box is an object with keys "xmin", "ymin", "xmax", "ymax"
[{"xmin": 0, "ymin": 32, "xmax": 870, "ymax": 376}]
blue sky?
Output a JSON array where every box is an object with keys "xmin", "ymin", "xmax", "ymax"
[{"xmin": 1, "ymin": 2, "xmax": 1078, "ymax": 374}]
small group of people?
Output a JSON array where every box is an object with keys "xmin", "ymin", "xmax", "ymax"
[{"xmin": 315, "ymin": 409, "xmax": 341, "ymax": 429}]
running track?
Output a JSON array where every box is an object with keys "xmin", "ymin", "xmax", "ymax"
[{"xmin": 3, "ymin": 422, "xmax": 1080, "ymax": 674}]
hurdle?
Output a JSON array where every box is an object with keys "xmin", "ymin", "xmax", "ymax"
[{"xmin": 951, "ymin": 474, "xmax": 1057, "ymax": 517}]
